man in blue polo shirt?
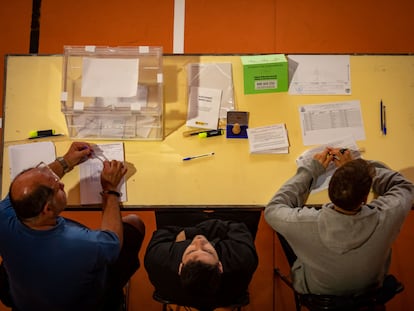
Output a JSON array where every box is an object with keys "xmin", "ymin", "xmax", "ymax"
[{"xmin": 0, "ymin": 142, "xmax": 145, "ymax": 311}]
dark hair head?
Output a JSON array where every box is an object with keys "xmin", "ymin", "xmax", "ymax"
[
  {"xmin": 180, "ymin": 260, "xmax": 221, "ymax": 298},
  {"xmin": 9, "ymin": 177, "xmax": 53, "ymax": 220},
  {"xmin": 328, "ymin": 159, "xmax": 375, "ymax": 211}
]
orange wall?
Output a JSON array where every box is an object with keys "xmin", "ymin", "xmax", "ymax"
[
  {"xmin": 275, "ymin": 0, "xmax": 414, "ymax": 54},
  {"xmin": 0, "ymin": 0, "xmax": 32, "ymax": 118},
  {"xmin": 39, "ymin": 0, "xmax": 175, "ymax": 53}
]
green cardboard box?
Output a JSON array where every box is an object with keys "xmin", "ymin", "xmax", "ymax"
[{"xmin": 241, "ymin": 54, "xmax": 288, "ymax": 94}]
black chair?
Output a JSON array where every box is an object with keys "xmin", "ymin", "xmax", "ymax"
[
  {"xmin": 274, "ymin": 233, "xmax": 404, "ymax": 311},
  {"xmin": 153, "ymin": 290, "xmax": 249, "ymax": 311}
]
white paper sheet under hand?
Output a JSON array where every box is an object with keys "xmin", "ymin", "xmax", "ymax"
[
  {"xmin": 296, "ymin": 136, "xmax": 361, "ymax": 193},
  {"xmin": 80, "ymin": 143, "xmax": 127, "ymax": 204},
  {"xmin": 8, "ymin": 141, "xmax": 56, "ymax": 179}
]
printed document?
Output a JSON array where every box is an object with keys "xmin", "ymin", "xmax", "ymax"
[
  {"xmin": 186, "ymin": 86, "xmax": 222, "ymax": 129},
  {"xmin": 247, "ymin": 124, "xmax": 289, "ymax": 154},
  {"xmin": 299, "ymin": 100, "xmax": 365, "ymax": 146},
  {"xmin": 187, "ymin": 62, "xmax": 235, "ymax": 121},
  {"xmin": 80, "ymin": 142, "xmax": 127, "ymax": 204},
  {"xmin": 288, "ymin": 55, "xmax": 351, "ymax": 95}
]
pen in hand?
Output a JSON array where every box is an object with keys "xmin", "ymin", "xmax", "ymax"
[
  {"xmin": 93, "ymin": 154, "xmax": 105, "ymax": 163},
  {"xmin": 92, "ymin": 146, "xmax": 110, "ymax": 163},
  {"xmin": 329, "ymin": 148, "xmax": 365, "ymax": 161}
]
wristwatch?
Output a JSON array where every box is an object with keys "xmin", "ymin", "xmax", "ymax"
[{"xmin": 56, "ymin": 157, "xmax": 71, "ymax": 173}]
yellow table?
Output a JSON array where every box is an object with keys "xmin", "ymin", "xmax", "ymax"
[{"xmin": 2, "ymin": 55, "xmax": 414, "ymax": 207}]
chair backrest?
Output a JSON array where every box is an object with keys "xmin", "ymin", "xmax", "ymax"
[{"xmin": 153, "ymin": 290, "xmax": 249, "ymax": 311}]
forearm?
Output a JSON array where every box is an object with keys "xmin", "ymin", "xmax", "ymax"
[
  {"xmin": 267, "ymin": 160, "xmax": 324, "ymax": 209},
  {"xmin": 48, "ymin": 142, "xmax": 92, "ymax": 178},
  {"xmin": 101, "ymin": 194, "xmax": 123, "ymax": 247},
  {"xmin": 48, "ymin": 159, "xmax": 67, "ymax": 179},
  {"xmin": 372, "ymin": 167, "xmax": 414, "ymax": 207}
]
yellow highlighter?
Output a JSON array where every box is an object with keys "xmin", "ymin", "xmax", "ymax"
[{"xmin": 198, "ymin": 129, "xmax": 224, "ymax": 138}]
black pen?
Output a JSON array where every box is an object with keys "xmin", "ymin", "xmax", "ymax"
[
  {"xmin": 329, "ymin": 149, "xmax": 347, "ymax": 160},
  {"xmin": 339, "ymin": 148, "xmax": 366, "ymax": 154}
]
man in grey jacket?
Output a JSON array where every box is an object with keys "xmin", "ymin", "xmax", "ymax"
[{"xmin": 265, "ymin": 147, "xmax": 414, "ymax": 296}]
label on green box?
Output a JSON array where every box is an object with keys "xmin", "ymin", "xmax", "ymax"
[{"xmin": 241, "ymin": 54, "xmax": 288, "ymax": 94}]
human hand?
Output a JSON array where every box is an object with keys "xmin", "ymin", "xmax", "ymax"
[
  {"xmin": 313, "ymin": 147, "xmax": 334, "ymax": 169},
  {"xmin": 100, "ymin": 160, "xmax": 127, "ymax": 191},
  {"xmin": 329, "ymin": 148, "xmax": 354, "ymax": 167},
  {"xmin": 63, "ymin": 142, "xmax": 93, "ymax": 169}
]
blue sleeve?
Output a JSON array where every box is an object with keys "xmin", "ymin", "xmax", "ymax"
[
  {"xmin": 0, "ymin": 195, "xmax": 18, "ymax": 255},
  {"xmin": 62, "ymin": 219, "xmax": 121, "ymax": 266},
  {"xmin": 94, "ymin": 230, "xmax": 121, "ymax": 264},
  {"xmin": 0, "ymin": 194, "xmax": 15, "ymax": 216}
]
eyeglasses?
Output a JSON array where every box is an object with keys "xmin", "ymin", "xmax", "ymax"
[{"xmin": 36, "ymin": 162, "xmax": 60, "ymax": 183}]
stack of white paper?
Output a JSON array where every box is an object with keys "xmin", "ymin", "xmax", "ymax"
[{"xmin": 247, "ymin": 124, "xmax": 289, "ymax": 154}]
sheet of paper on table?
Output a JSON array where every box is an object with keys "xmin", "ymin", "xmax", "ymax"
[
  {"xmin": 288, "ymin": 55, "xmax": 351, "ymax": 95},
  {"xmin": 298, "ymin": 100, "xmax": 365, "ymax": 146},
  {"xmin": 8, "ymin": 141, "xmax": 56, "ymax": 179},
  {"xmin": 247, "ymin": 124, "xmax": 289, "ymax": 154},
  {"xmin": 186, "ymin": 86, "xmax": 222, "ymax": 130},
  {"xmin": 79, "ymin": 142, "xmax": 127, "ymax": 204},
  {"xmin": 296, "ymin": 136, "xmax": 362, "ymax": 193}
]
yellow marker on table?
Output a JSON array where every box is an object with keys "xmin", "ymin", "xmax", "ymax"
[{"xmin": 29, "ymin": 129, "xmax": 62, "ymax": 139}]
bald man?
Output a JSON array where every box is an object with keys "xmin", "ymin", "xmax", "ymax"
[{"xmin": 0, "ymin": 142, "xmax": 145, "ymax": 311}]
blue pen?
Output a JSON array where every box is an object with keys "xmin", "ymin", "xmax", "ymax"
[
  {"xmin": 182, "ymin": 152, "xmax": 215, "ymax": 161},
  {"xmin": 382, "ymin": 105, "xmax": 387, "ymax": 135},
  {"xmin": 380, "ymin": 100, "xmax": 383, "ymax": 134}
]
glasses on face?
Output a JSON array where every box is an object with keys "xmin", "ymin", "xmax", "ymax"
[{"xmin": 36, "ymin": 162, "xmax": 60, "ymax": 183}]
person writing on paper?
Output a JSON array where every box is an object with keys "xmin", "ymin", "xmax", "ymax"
[
  {"xmin": 265, "ymin": 147, "xmax": 414, "ymax": 298},
  {"xmin": 145, "ymin": 211, "xmax": 259, "ymax": 310},
  {"xmin": 0, "ymin": 142, "xmax": 145, "ymax": 311}
]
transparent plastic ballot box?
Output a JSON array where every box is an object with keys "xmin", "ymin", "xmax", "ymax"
[{"xmin": 61, "ymin": 45, "xmax": 164, "ymax": 140}]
